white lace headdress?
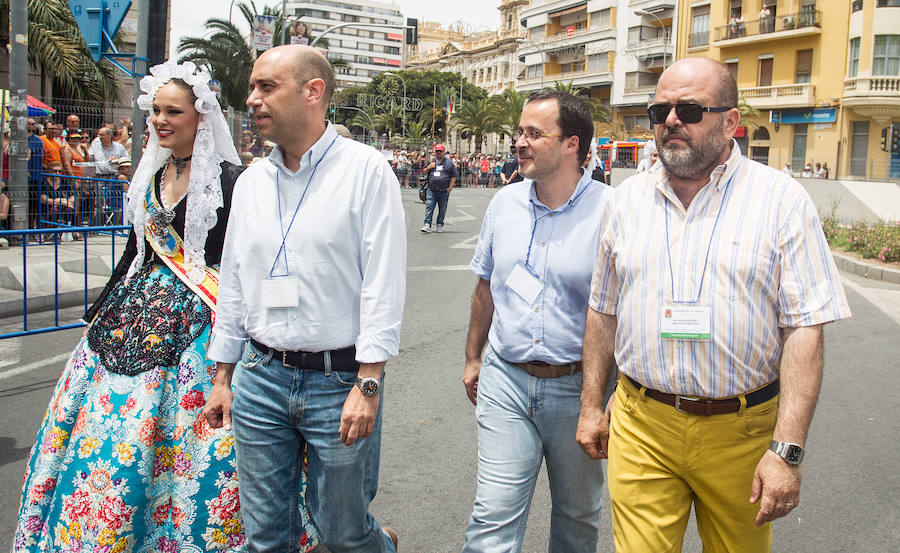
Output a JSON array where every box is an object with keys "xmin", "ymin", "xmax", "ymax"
[{"xmin": 125, "ymin": 60, "xmax": 241, "ymax": 284}]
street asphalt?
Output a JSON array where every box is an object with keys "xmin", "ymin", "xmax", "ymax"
[{"xmin": 0, "ymin": 187, "xmax": 898, "ymax": 552}]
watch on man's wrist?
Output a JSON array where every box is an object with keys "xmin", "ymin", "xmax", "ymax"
[
  {"xmin": 355, "ymin": 377, "xmax": 380, "ymax": 397},
  {"xmin": 769, "ymin": 440, "xmax": 805, "ymax": 465}
]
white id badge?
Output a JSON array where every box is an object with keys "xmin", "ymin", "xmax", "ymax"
[
  {"xmin": 434, "ymin": 167, "xmax": 442, "ymax": 176},
  {"xmin": 260, "ymin": 278, "xmax": 299, "ymax": 308},
  {"xmin": 660, "ymin": 305, "xmax": 711, "ymax": 341},
  {"xmin": 504, "ymin": 262, "xmax": 543, "ymax": 305}
]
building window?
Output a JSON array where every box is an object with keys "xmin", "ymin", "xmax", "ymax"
[
  {"xmin": 758, "ymin": 57, "xmax": 773, "ymax": 86},
  {"xmin": 729, "ymin": 0, "xmax": 743, "ymax": 18},
  {"xmin": 625, "ymin": 71, "xmax": 659, "ymax": 93},
  {"xmin": 851, "ymin": 0, "xmax": 863, "ymax": 10},
  {"xmin": 691, "ymin": 6, "xmax": 710, "ymax": 47},
  {"xmin": 725, "ymin": 59, "xmax": 738, "ymax": 82},
  {"xmin": 588, "ymin": 53, "xmax": 608, "ymax": 73},
  {"xmin": 590, "ymin": 8, "xmax": 611, "ymax": 28},
  {"xmin": 792, "ymin": 124, "xmax": 808, "ymax": 171},
  {"xmin": 877, "ymin": 0, "xmax": 900, "ymax": 7},
  {"xmin": 873, "ymin": 35, "xmax": 900, "ymax": 75},
  {"xmin": 527, "ymin": 64, "xmax": 543, "ymax": 79},
  {"xmin": 530, "ymin": 25, "xmax": 545, "ymax": 40},
  {"xmin": 795, "ymin": 49, "xmax": 813, "ymax": 83},
  {"xmin": 623, "ymin": 114, "xmax": 650, "ymax": 130},
  {"xmin": 848, "ymin": 38, "xmax": 861, "ymax": 77}
]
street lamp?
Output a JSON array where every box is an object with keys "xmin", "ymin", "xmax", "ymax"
[
  {"xmin": 634, "ymin": 9, "xmax": 668, "ymax": 71},
  {"xmin": 383, "ymin": 71, "xmax": 407, "ymax": 140}
]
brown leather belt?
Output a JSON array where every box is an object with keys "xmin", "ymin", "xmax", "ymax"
[
  {"xmin": 625, "ymin": 375, "xmax": 779, "ymax": 416},
  {"xmin": 508, "ymin": 359, "xmax": 583, "ymax": 378}
]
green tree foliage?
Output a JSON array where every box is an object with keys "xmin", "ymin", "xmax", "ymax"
[
  {"xmin": 486, "ymin": 88, "xmax": 527, "ymax": 137},
  {"xmin": 1, "ymin": 0, "xmax": 121, "ymax": 101},
  {"xmin": 737, "ymin": 97, "xmax": 761, "ymax": 132},
  {"xmin": 451, "ymin": 98, "xmax": 496, "ymax": 154},
  {"xmin": 551, "ymin": 81, "xmax": 612, "ymax": 124}
]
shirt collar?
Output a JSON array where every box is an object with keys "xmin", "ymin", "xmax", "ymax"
[
  {"xmin": 268, "ymin": 122, "xmax": 338, "ymax": 177},
  {"xmin": 529, "ymin": 168, "xmax": 594, "ymax": 213}
]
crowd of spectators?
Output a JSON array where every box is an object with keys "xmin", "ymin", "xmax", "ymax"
[{"xmin": 385, "ymin": 148, "xmax": 524, "ymax": 189}]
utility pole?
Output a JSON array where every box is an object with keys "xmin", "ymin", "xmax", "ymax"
[
  {"xmin": 131, "ymin": 0, "xmax": 151, "ymax": 172},
  {"xmin": 9, "ymin": 0, "xmax": 29, "ymax": 234}
]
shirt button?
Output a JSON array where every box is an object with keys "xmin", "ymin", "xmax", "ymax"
[
  {"xmin": 541, "ymin": 241, "xmax": 547, "ymax": 247},
  {"xmin": 535, "ymin": 338, "xmax": 541, "ymax": 343},
  {"xmin": 549, "ymin": 213, "xmax": 554, "ymax": 218},
  {"xmin": 534, "ymin": 306, "xmax": 540, "ymax": 312}
]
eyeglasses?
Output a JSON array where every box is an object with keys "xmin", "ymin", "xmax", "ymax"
[
  {"xmin": 647, "ymin": 103, "xmax": 733, "ymax": 125},
  {"xmin": 516, "ymin": 129, "xmax": 562, "ymax": 143}
]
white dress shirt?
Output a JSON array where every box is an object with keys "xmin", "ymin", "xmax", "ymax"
[
  {"xmin": 88, "ymin": 139, "xmax": 127, "ymax": 176},
  {"xmin": 208, "ymin": 123, "xmax": 407, "ymax": 364}
]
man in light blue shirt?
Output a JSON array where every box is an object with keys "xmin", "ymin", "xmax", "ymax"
[{"xmin": 461, "ymin": 91, "xmax": 615, "ymax": 552}]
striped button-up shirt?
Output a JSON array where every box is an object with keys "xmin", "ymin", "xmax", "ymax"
[{"xmin": 589, "ymin": 142, "xmax": 850, "ymax": 398}]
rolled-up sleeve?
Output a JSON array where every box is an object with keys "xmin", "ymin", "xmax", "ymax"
[
  {"xmin": 776, "ymin": 193, "xmax": 851, "ymax": 328},
  {"xmin": 208, "ymin": 180, "xmax": 250, "ymax": 363},
  {"xmin": 356, "ymin": 157, "xmax": 407, "ymax": 363},
  {"xmin": 589, "ymin": 201, "xmax": 619, "ymax": 315},
  {"xmin": 469, "ymin": 200, "xmax": 496, "ymax": 280}
]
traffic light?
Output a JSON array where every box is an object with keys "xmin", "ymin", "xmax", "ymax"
[
  {"xmin": 328, "ymin": 103, "xmax": 336, "ymax": 118},
  {"xmin": 406, "ymin": 18, "xmax": 418, "ymax": 45},
  {"xmin": 891, "ymin": 124, "xmax": 900, "ymax": 154},
  {"xmin": 882, "ymin": 126, "xmax": 890, "ymax": 152}
]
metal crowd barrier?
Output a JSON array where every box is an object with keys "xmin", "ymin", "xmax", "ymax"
[
  {"xmin": 35, "ymin": 173, "xmax": 128, "ymax": 239},
  {"xmin": 0, "ymin": 225, "xmax": 130, "ymax": 339}
]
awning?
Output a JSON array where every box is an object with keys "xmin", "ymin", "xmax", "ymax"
[
  {"xmin": 549, "ymin": 3, "xmax": 587, "ymax": 18},
  {"xmin": 0, "ymin": 89, "xmax": 56, "ymax": 117}
]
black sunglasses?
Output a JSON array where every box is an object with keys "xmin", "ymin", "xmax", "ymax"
[{"xmin": 647, "ymin": 103, "xmax": 733, "ymax": 125}]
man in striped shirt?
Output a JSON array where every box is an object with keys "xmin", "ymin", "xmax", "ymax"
[{"xmin": 577, "ymin": 57, "xmax": 850, "ymax": 552}]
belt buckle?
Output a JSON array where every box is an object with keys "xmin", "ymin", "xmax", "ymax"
[
  {"xmin": 282, "ymin": 351, "xmax": 296, "ymax": 368},
  {"xmin": 674, "ymin": 395, "xmax": 700, "ymax": 413}
]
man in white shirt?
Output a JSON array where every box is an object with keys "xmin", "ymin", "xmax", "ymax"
[
  {"xmin": 203, "ymin": 45, "xmax": 406, "ymax": 553},
  {"xmin": 88, "ymin": 126, "xmax": 127, "ymax": 178}
]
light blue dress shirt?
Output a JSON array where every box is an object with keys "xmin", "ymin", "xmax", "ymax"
[{"xmin": 470, "ymin": 170, "xmax": 612, "ymax": 364}]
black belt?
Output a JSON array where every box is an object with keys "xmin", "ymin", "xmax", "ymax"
[
  {"xmin": 249, "ymin": 339, "xmax": 358, "ymax": 371},
  {"xmin": 625, "ymin": 375, "xmax": 779, "ymax": 416}
]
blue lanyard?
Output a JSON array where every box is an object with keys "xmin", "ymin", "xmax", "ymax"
[
  {"xmin": 270, "ymin": 136, "xmax": 338, "ymax": 277},
  {"xmin": 664, "ymin": 171, "xmax": 734, "ymax": 304},
  {"xmin": 525, "ymin": 178, "xmax": 593, "ymax": 270}
]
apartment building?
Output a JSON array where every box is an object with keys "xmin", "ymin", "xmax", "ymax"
[
  {"xmin": 677, "ymin": 0, "xmax": 899, "ymax": 179},
  {"xmin": 290, "ymin": 0, "xmax": 405, "ymax": 90}
]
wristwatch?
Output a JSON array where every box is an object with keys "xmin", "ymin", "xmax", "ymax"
[
  {"xmin": 769, "ymin": 440, "xmax": 805, "ymax": 465},
  {"xmin": 355, "ymin": 377, "xmax": 380, "ymax": 397}
]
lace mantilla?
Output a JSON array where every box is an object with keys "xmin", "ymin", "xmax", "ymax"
[{"xmin": 126, "ymin": 61, "xmax": 241, "ymax": 284}]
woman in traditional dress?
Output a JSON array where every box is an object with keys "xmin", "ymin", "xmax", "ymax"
[{"xmin": 11, "ymin": 61, "xmax": 320, "ymax": 553}]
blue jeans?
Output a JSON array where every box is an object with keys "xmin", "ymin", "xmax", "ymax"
[
  {"xmin": 232, "ymin": 342, "xmax": 396, "ymax": 553},
  {"xmin": 461, "ymin": 348, "xmax": 609, "ymax": 553},
  {"xmin": 424, "ymin": 188, "xmax": 449, "ymax": 225}
]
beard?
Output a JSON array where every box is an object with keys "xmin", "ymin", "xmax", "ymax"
[{"xmin": 658, "ymin": 119, "xmax": 729, "ymax": 180}]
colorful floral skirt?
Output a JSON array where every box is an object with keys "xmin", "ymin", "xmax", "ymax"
[{"xmin": 11, "ymin": 263, "xmax": 320, "ymax": 553}]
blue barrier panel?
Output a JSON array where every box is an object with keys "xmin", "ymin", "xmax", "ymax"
[
  {"xmin": 0, "ymin": 225, "xmax": 130, "ymax": 338},
  {"xmin": 36, "ymin": 173, "xmax": 129, "ymax": 241}
]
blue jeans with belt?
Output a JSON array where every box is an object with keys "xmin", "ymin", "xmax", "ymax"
[
  {"xmin": 232, "ymin": 341, "xmax": 396, "ymax": 553},
  {"xmin": 461, "ymin": 347, "xmax": 612, "ymax": 553},
  {"xmin": 424, "ymin": 187, "xmax": 449, "ymax": 225}
]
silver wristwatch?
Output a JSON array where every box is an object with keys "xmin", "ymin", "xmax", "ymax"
[
  {"xmin": 355, "ymin": 377, "xmax": 380, "ymax": 397},
  {"xmin": 769, "ymin": 440, "xmax": 804, "ymax": 465}
]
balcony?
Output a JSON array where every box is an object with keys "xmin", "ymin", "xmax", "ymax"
[
  {"xmin": 519, "ymin": 25, "xmax": 616, "ymax": 60},
  {"xmin": 629, "ymin": 0, "xmax": 676, "ymax": 11},
  {"xmin": 740, "ymin": 83, "xmax": 815, "ymax": 109},
  {"xmin": 843, "ymin": 76, "xmax": 900, "ymax": 124},
  {"xmin": 712, "ymin": 10, "xmax": 821, "ymax": 47},
  {"xmin": 516, "ymin": 69, "xmax": 613, "ymax": 91}
]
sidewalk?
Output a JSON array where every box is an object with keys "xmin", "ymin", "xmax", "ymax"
[
  {"xmin": 0, "ymin": 235, "xmax": 127, "ymax": 318},
  {"xmin": 0, "ymin": 233, "xmax": 895, "ymax": 319}
]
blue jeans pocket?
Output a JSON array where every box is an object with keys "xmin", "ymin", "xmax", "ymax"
[
  {"xmin": 240, "ymin": 344, "xmax": 263, "ymax": 369},
  {"xmin": 331, "ymin": 370, "xmax": 357, "ymax": 387}
]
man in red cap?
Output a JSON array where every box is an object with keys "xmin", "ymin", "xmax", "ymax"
[{"xmin": 420, "ymin": 143, "xmax": 458, "ymax": 233}]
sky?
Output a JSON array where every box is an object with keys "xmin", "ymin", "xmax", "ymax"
[{"xmin": 169, "ymin": 0, "xmax": 504, "ymax": 59}]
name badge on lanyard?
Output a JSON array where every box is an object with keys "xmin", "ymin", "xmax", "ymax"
[
  {"xmin": 660, "ymin": 305, "xmax": 711, "ymax": 341},
  {"xmin": 260, "ymin": 277, "xmax": 299, "ymax": 308},
  {"xmin": 505, "ymin": 261, "xmax": 543, "ymax": 305}
]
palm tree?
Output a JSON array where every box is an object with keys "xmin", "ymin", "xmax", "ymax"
[
  {"xmin": 551, "ymin": 81, "xmax": 612, "ymax": 124},
  {"xmin": 1, "ymin": 0, "xmax": 122, "ymax": 101},
  {"xmin": 737, "ymin": 97, "xmax": 761, "ymax": 132},
  {"xmin": 451, "ymin": 98, "xmax": 497, "ymax": 154},
  {"xmin": 419, "ymin": 87, "xmax": 457, "ymax": 140},
  {"xmin": 404, "ymin": 120, "xmax": 429, "ymax": 150},
  {"xmin": 373, "ymin": 104, "xmax": 403, "ymax": 138},
  {"xmin": 487, "ymin": 88, "xmax": 527, "ymax": 138}
]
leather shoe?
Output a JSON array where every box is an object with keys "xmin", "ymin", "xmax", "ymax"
[{"xmin": 383, "ymin": 527, "xmax": 398, "ymax": 551}]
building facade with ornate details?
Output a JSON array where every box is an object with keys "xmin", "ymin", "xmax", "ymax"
[
  {"xmin": 517, "ymin": 0, "xmax": 677, "ymax": 139},
  {"xmin": 676, "ymin": 0, "xmax": 900, "ymax": 180},
  {"xmin": 406, "ymin": 0, "xmax": 528, "ymax": 96}
]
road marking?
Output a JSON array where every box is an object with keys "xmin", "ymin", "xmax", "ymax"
[
  {"xmin": 0, "ymin": 352, "xmax": 70, "ymax": 381},
  {"xmin": 450, "ymin": 235, "xmax": 479, "ymax": 250},
  {"xmin": 408, "ymin": 265, "xmax": 471, "ymax": 272},
  {"xmin": 442, "ymin": 209, "xmax": 477, "ymax": 225},
  {"xmin": 0, "ymin": 339, "xmax": 20, "ymax": 368},
  {"xmin": 841, "ymin": 275, "xmax": 900, "ymax": 324}
]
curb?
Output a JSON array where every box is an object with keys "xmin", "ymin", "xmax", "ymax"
[
  {"xmin": 0, "ymin": 286, "xmax": 104, "ymax": 319},
  {"xmin": 832, "ymin": 250, "xmax": 900, "ymax": 285}
]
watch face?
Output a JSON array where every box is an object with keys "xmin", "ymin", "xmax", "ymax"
[
  {"xmin": 357, "ymin": 377, "xmax": 379, "ymax": 396},
  {"xmin": 785, "ymin": 445, "xmax": 804, "ymax": 464}
]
